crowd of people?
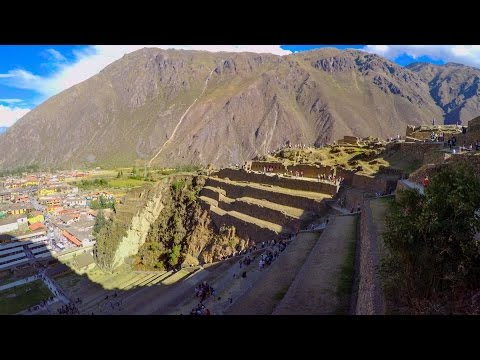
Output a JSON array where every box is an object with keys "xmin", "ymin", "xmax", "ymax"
[
  {"xmin": 190, "ymin": 303, "xmax": 211, "ymax": 315},
  {"xmin": 194, "ymin": 281, "xmax": 215, "ymax": 303},
  {"xmin": 317, "ymin": 173, "xmax": 344, "ymax": 185},
  {"xmin": 57, "ymin": 302, "xmax": 79, "ymax": 315}
]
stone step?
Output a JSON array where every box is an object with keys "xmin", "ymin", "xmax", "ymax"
[
  {"xmin": 105, "ymin": 272, "xmax": 139, "ymax": 290},
  {"xmin": 149, "ymin": 271, "xmax": 173, "ymax": 285},
  {"xmin": 161, "ymin": 269, "xmax": 190, "ymax": 285},
  {"xmin": 119, "ymin": 273, "xmax": 152, "ymax": 290},
  {"xmin": 123, "ymin": 273, "xmax": 159, "ymax": 290}
]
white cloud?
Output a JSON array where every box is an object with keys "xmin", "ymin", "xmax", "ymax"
[
  {"xmin": 44, "ymin": 48, "xmax": 67, "ymax": 62},
  {"xmin": 0, "ymin": 105, "xmax": 31, "ymax": 127},
  {"xmin": 0, "ymin": 99, "xmax": 23, "ymax": 104},
  {"xmin": 363, "ymin": 45, "xmax": 480, "ymax": 68},
  {"xmin": 0, "ymin": 45, "xmax": 291, "ymax": 103}
]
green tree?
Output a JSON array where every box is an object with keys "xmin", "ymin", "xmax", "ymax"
[
  {"xmin": 168, "ymin": 245, "xmax": 181, "ymax": 267},
  {"xmin": 382, "ymin": 163, "xmax": 480, "ymax": 311},
  {"xmin": 93, "ymin": 210, "xmax": 106, "ymax": 235}
]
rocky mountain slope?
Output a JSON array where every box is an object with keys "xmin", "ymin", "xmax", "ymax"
[
  {"xmin": 0, "ymin": 47, "xmax": 478, "ymax": 169},
  {"xmin": 407, "ymin": 62, "xmax": 480, "ymax": 125}
]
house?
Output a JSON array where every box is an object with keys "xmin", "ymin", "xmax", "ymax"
[
  {"xmin": 0, "ymin": 214, "xmax": 28, "ymax": 234},
  {"xmin": 38, "ymin": 188, "xmax": 56, "ymax": 196},
  {"xmin": 64, "ymin": 197, "xmax": 87, "ymax": 208},
  {"xmin": 59, "ymin": 213, "xmax": 80, "ymax": 225},
  {"xmin": 25, "ymin": 179, "xmax": 39, "ymax": 187},
  {"xmin": 28, "ymin": 211, "xmax": 45, "ymax": 225},
  {"xmin": 47, "ymin": 205, "xmax": 63, "ymax": 214},
  {"xmin": 29, "ymin": 222, "xmax": 46, "ymax": 232},
  {"xmin": 0, "ymin": 191, "xmax": 12, "ymax": 203},
  {"xmin": 2, "ymin": 203, "xmax": 34, "ymax": 215},
  {"xmin": 15, "ymin": 195, "xmax": 30, "ymax": 203},
  {"xmin": 42, "ymin": 197, "xmax": 62, "ymax": 207},
  {"xmin": 62, "ymin": 230, "xmax": 82, "ymax": 247}
]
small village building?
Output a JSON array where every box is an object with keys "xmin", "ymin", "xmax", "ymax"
[
  {"xmin": 0, "ymin": 214, "xmax": 28, "ymax": 234},
  {"xmin": 27, "ymin": 211, "xmax": 45, "ymax": 225},
  {"xmin": 62, "ymin": 230, "xmax": 82, "ymax": 247},
  {"xmin": 29, "ymin": 222, "xmax": 46, "ymax": 232}
]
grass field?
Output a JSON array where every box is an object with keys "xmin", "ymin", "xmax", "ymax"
[
  {"xmin": 0, "ymin": 280, "xmax": 53, "ymax": 314},
  {"xmin": 107, "ymin": 178, "xmax": 147, "ymax": 188}
]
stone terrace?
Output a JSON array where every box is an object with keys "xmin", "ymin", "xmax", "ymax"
[{"xmin": 200, "ymin": 170, "xmax": 335, "ymax": 242}]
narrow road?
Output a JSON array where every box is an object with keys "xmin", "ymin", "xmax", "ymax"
[{"xmin": 148, "ymin": 68, "xmax": 215, "ymax": 167}]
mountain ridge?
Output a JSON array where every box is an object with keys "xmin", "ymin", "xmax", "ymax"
[{"xmin": 0, "ymin": 48, "xmax": 479, "ymax": 169}]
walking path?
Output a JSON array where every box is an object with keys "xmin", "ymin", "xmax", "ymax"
[
  {"xmin": 148, "ymin": 68, "xmax": 214, "ymax": 167},
  {"xmin": 0, "ymin": 275, "xmax": 37, "ymax": 292},
  {"xmin": 273, "ymin": 215, "xmax": 357, "ymax": 315}
]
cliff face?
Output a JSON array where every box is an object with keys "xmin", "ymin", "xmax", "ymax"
[
  {"xmin": 94, "ymin": 175, "xmax": 247, "ymax": 272},
  {"xmin": 2, "ymin": 47, "xmax": 475, "ymax": 169}
]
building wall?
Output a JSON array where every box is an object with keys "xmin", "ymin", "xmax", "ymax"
[
  {"xmin": 28, "ymin": 214, "xmax": 44, "ymax": 225},
  {"xmin": 0, "ymin": 222, "xmax": 18, "ymax": 234}
]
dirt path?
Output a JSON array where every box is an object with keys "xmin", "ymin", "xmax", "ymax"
[
  {"xmin": 226, "ymin": 232, "xmax": 319, "ymax": 315},
  {"xmin": 148, "ymin": 68, "xmax": 214, "ymax": 167},
  {"xmin": 273, "ymin": 215, "xmax": 357, "ymax": 315}
]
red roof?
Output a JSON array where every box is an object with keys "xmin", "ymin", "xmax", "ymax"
[
  {"xmin": 29, "ymin": 223, "xmax": 46, "ymax": 231},
  {"xmin": 62, "ymin": 230, "xmax": 82, "ymax": 247}
]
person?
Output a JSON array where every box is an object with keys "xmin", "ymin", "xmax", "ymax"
[{"xmin": 423, "ymin": 176, "xmax": 430, "ymax": 188}]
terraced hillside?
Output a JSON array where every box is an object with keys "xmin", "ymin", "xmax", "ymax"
[{"xmin": 199, "ymin": 173, "xmax": 333, "ymax": 241}]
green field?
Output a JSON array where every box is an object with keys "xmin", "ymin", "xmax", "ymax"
[
  {"xmin": 0, "ymin": 280, "xmax": 53, "ymax": 315},
  {"xmin": 107, "ymin": 178, "xmax": 147, "ymax": 188}
]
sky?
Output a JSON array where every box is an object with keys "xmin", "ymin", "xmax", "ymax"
[{"xmin": 1, "ymin": 44, "xmax": 480, "ymax": 128}]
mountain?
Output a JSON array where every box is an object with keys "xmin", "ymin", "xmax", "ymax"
[
  {"xmin": 0, "ymin": 127, "xmax": 6, "ymax": 134},
  {"xmin": 0, "ymin": 48, "xmax": 477, "ymax": 169},
  {"xmin": 407, "ymin": 62, "xmax": 480, "ymax": 124}
]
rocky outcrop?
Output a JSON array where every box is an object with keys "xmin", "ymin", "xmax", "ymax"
[{"xmin": 111, "ymin": 185, "xmax": 166, "ymax": 269}]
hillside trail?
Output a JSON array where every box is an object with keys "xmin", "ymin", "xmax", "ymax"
[{"xmin": 147, "ymin": 68, "xmax": 215, "ymax": 167}]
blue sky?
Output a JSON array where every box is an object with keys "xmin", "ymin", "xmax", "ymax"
[{"xmin": 1, "ymin": 45, "xmax": 479, "ymax": 128}]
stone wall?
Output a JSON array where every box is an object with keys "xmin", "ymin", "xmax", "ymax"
[
  {"xmin": 336, "ymin": 168, "xmax": 355, "ymax": 186},
  {"xmin": 288, "ymin": 164, "xmax": 333, "ymax": 178},
  {"xmin": 386, "ymin": 142, "xmax": 445, "ymax": 163},
  {"xmin": 423, "ymin": 150, "xmax": 450, "ymax": 165},
  {"xmin": 205, "ymin": 177, "xmax": 327, "ymax": 215},
  {"xmin": 215, "ymin": 196, "xmax": 303, "ymax": 232},
  {"xmin": 209, "ymin": 210, "xmax": 279, "ymax": 242},
  {"xmin": 341, "ymin": 187, "xmax": 366, "ymax": 212},
  {"xmin": 213, "ymin": 168, "xmax": 339, "ymax": 196},
  {"xmin": 251, "ymin": 161, "xmax": 287, "ymax": 173},
  {"xmin": 200, "ymin": 186, "xmax": 223, "ymax": 200},
  {"xmin": 355, "ymin": 199, "xmax": 386, "ymax": 315}
]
